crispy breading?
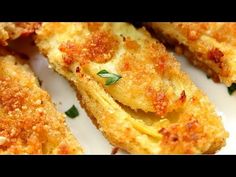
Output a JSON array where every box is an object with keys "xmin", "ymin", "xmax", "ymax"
[
  {"xmin": 0, "ymin": 47, "xmax": 83, "ymax": 154},
  {"xmin": 36, "ymin": 22, "xmax": 228, "ymax": 154},
  {"xmin": 0, "ymin": 22, "xmax": 40, "ymax": 46},
  {"xmin": 146, "ymin": 22, "xmax": 236, "ymax": 86}
]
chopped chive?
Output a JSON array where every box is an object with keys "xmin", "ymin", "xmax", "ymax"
[
  {"xmin": 65, "ymin": 105, "xmax": 79, "ymax": 118},
  {"xmin": 97, "ymin": 69, "xmax": 122, "ymax": 85},
  {"xmin": 227, "ymin": 83, "xmax": 236, "ymax": 95}
]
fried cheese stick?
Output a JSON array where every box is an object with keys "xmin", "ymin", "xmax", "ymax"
[
  {"xmin": 146, "ymin": 22, "xmax": 236, "ymax": 87},
  {"xmin": 0, "ymin": 47, "xmax": 83, "ymax": 154},
  {"xmin": 36, "ymin": 22, "xmax": 228, "ymax": 154}
]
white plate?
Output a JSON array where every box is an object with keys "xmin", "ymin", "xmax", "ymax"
[{"xmin": 11, "ymin": 37, "xmax": 235, "ymax": 154}]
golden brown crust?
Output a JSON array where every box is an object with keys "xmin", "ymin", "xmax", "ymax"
[
  {"xmin": 149, "ymin": 29, "xmax": 221, "ymax": 83},
  {"xmin": 59, "ymin": 31, "xmax": 119, "ymax": 64},
  {"xmin": 146, "ymin": 22, "xmax": 236, "ymax": 86},
  {"xmin": 36, "ymin": 22, "xmax": 228, "ymax": 154},
  {"xmin": 0, "ymin": 22, "xmax": 40, "ymax": 46},
  {"xmin": 0, "ymin": 47, "xmax": 83, "ymax": 154}
]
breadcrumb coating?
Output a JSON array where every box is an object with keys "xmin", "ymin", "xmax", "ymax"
[
  {"xmin": 0, "ymin": 22, "xmax": 40, "ymax": 46},
  {"xmin": 146, "ymin": 22, "xmax": 236, "ymax": 86},
  {"xmin": 36, "ymin": 22, "xmax": 228, "ymax": 154},
  {"xmin": 0, "ymin": 47, "xmax": 83, "ymax": 154}
]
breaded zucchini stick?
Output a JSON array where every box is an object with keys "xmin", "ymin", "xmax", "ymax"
[
  {"xmin": 36, "ymin": 22, "xmax": 228, "ymax": 154},
  {"xmin": 146, "ymin": 22, "xmax": 236, "ymax": 87},
  {"xmin": 0, "ymin": 47, "xmax": 83, "ymax": 154},
  {"xmin": 0, "ymin": 22, "xmax": 40, "ymax": 46}
]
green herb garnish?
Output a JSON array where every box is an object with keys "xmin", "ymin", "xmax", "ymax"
[
  {"xmin": 227, "ymin": 83, "xmax": 236, "ymax": 95},
  {"xmin": 97, "ymin": 70, "xmax": 122, "ymax": 85},
  {"xmin": 65, "ymin": 105, "xmax": 79, "ymax": 118}
]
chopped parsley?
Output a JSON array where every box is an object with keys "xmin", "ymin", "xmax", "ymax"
[
  {"xmin": 227, "ymin": 83, "xmax": 236, "ymax": 95},
  {"xmin": 97, "ymin": 70, "xmax": 122, "ymax": 85},
  {"xmin": 65, "ymin": 105, "xmax": 79, "ymax": 118}
]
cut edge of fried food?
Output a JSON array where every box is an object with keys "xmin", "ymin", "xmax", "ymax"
[
  {"xmin": 0, "ymin": 46, "xmax": 83, "ymax": 154},
  {"xmin": 36, "ymin": 22, "xmax": 228, "ymax": 154}
]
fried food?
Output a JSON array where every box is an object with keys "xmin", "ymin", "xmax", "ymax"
[
  {"xmin": 36, "ymin": 22, "xmax": 228, "ymax": 154},
  {"xmin": 0, "ymin": 47, "xmax": 83, "ymax": 154},
  {"xmin": 0, "ymin": 22, "xmax": 40, "ymax": 46},
  {"xmin": 146, "ymin": 22, "xmax": 236, "ymax": 86}
]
